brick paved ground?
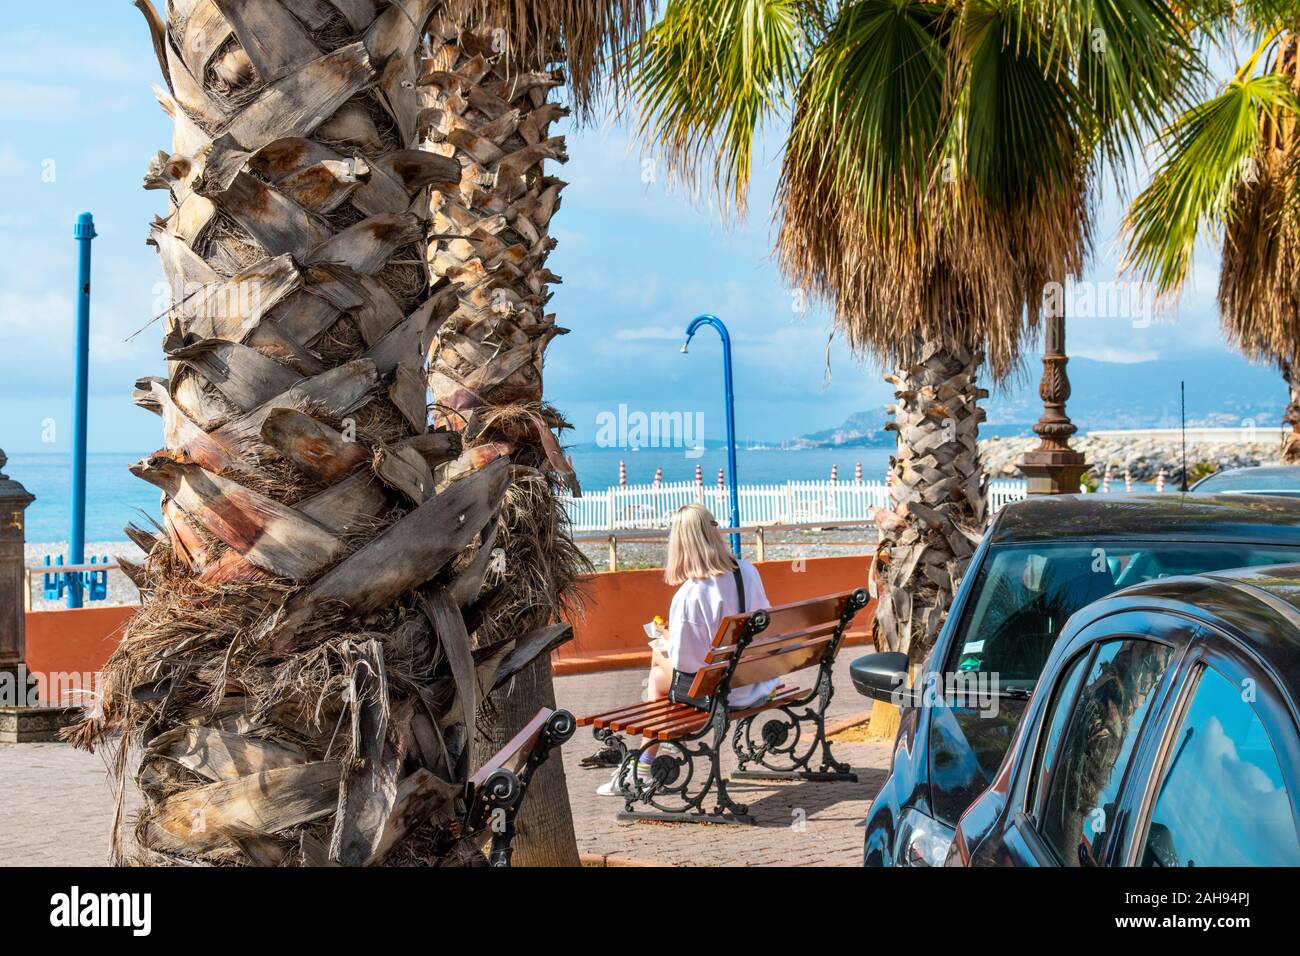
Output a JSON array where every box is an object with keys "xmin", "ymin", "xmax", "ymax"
[{"xmin": 0, "ymin": 657, "xmax": 889, "ymax": 867}]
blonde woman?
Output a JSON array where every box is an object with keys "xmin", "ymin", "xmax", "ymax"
[{"xmin": 596, "ymin": 503, "xmax": 779, "ymax": 796}]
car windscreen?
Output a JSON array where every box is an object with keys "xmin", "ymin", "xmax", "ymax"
[
  {"xmin": 943, "ymin": 541, "xmax": 1300, "ymax": 692},
  {"xmin": 1194, "ymin": 469, "xmax": 1300, "ymax": 493}
]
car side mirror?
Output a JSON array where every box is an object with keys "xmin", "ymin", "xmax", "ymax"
[{"xmin": 850, "ymin": 652, "xmax": 912, "ymax": 705}]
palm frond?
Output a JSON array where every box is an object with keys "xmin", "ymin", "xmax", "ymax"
[
  {"xmin": 475, "ymin": 0, "xmax": 657, "ymax": 117},
  {"xmin": 776, "ymin": 0, "xmax": 950, "ymax": 354},
  {"xmin": 618, "ymin": 0, "xmax": 811, "ymax": 215},
  {"xmin": 1221, "ymin": 37, "xmax": 1300, "ymax": 365},
  {"xmin": 1123, "ymin": 72, "xmax": 1297, "ymax": 293},
  {"xmin": 1016, "ymin": 0, "xmax": 1200, "ymax": 169}
]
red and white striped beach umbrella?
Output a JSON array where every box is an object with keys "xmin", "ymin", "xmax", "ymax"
[
  {"xmin": 717, "ymin": 468, "xmax": 725, "ymax": 490},
  {"xmin": 694, "ymin": 464, "xmax": 703, "ymax": 487},
  {"xmin": 618, "ymin": 460, "xmax": 627, "ymax": 487},
  {"xmin": 830, "ymin": 464, "xmax": 838, "ymax": 483}
]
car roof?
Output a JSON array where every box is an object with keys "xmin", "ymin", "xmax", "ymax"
[
  {"xmin": 989, "ymin": 492, "xmax": 1300, "ymax": 546},
  {"xmin": 1191, "ymin": 464, "xmax": 1300, "ymax": 492},
  {"xmin": 1069, "ymin": 564, "xmax": 1300, "ymax": 701}
]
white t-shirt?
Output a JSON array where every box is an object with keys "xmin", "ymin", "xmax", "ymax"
[{"xmin": 667, "ymin": 559, "xmax": 780, "ymax": 708}]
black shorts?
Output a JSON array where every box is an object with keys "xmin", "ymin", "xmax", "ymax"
[{"xmin": 668, "ymin": 669, "xmax": 710, "ymax": 711}]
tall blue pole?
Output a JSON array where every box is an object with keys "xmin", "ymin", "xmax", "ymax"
[
  {"xmin": 683, "ymin": 315, "xmax": 742, "ymax": 557},
  {"xmin": 68, "ymin": 212, "xmax": 96, "ymax": 609}
]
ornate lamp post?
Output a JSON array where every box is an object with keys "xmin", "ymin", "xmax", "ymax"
[
  {"xmin": 1018, "ymin": 307, "xmax": 1089, "ymax": 495},
  {"xmin": 0, "ymin": 450, "xmax": 39, "ymax": 742},
  {"xmin": 0, "ymin": 449, "xmax": 80, "ymax": 743},
  {"xmin": 0, "ymin": 450, "xmax": 34, "ymax": 682}
]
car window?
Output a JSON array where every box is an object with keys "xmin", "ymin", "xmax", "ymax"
[
  {"xmin": 1027, "ymin": 651, "xmax": 1090, "ymax": 816},
  {"xmin": 1194, "ymin": 468, "xmax": 1300, "ymax": 493},
  {"xmin": 1140, "ymin": 666, "xmax": 1300, "ymax": 867},
  {"xmin": 945, "ymin": 543, "xmax": 1300, "ymax": 692},
  {"xmin": 1037, "ymin": 639, "xmax": 1173, "ymax": 866}
]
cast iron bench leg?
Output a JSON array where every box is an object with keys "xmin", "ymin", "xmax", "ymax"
[
  {"xmin": 729, "ymin": 666, "xmax": 858, "ymax": 783},
  {"xmin": 613, "ymin": 710, "xmax": 754, "ymax": 825}
]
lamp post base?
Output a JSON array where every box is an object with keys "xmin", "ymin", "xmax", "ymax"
[
  {"xmin": 1018, "ymin": 449, "xmax": 1089, "ymax": 496},
  {"xmin": 0, "ymin": 666, "xmax": 80, "ymax": 743},
  {"xmin": 0, "ymin": 705, "xmax": 81, "ymax": 744}
]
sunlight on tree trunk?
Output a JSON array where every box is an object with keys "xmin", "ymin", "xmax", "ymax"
[
  {"xmin": 420, "ymin": 8, "xmax": 583, "ymax": 866},
  {"xmin": 71, "ymin": 0, "xmax": 565, "ymax": 867},
  {"xmin": 875, "ymin": 341, "xmax": 987, "ymax": 665}
]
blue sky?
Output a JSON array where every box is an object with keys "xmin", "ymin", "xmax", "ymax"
[{"xmin": 0, "ymin": 3, "xmax": 1239, "ymax": 455}]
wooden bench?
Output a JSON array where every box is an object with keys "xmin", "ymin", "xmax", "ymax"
[
  {"xmin": 463, "ymin": 707, "xmax": 575, "ymax": 865},
  {"xmin": 577, "ymin": 588, "xmax": 873, "ymax": 824}
]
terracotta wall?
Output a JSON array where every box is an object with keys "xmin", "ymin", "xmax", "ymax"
[
  {"xmin": 22, "ymin": 605, "xmax": 134, "ymax": 705},
  {"xmin": 20, "ymin": 554, "xmax": 872, "ymax": 683},
  {"xmin": 556, "ymin": 554, "xmax": 872, "ymax": 674}
]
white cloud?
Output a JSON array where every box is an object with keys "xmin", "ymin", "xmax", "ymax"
[
  {"xmin": 0, "ymin": 32, "xmax": 149, "ymax": 84},
  {"xmin": 0, "ymin": 83, "xmax": 79, "ymax": 120},
  {"xmin": 1069, "ymin": 345, "xmax": 1160, "ymax": 363},
  {"xmin": 0, "ymin": 145, "xmax": 26, "ymax": 176}
]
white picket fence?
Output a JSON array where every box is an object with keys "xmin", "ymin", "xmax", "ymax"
[{"xmin": 559, "ymin": 479, "xmax": 1028, "ymax": 532}]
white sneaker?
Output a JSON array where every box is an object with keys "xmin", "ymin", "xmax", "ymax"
[{"xmin": 595, "ymin": 762, "xmax": 652, "ymax": 796}]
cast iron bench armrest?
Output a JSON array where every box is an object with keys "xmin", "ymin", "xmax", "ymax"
[{"xmin": 463, "ymin": 706, "xmax": 576, "ymax": 866}]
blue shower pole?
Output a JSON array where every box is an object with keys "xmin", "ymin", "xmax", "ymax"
[
  {"xmin": 68, "ymin": 212, "xmax": 96, "ymax": 609},
  {"xmin": 682, "ymin": 314, "xmax": 742, "ymax": 557}
]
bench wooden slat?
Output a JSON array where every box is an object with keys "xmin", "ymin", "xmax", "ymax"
[
  {"xmin": 639, "ymin": 707, "xmax": 710, "ymax": 738},
  {"xmin": 695, "ymin": 593, "xmax": 850, "ymax": 665},
  {"xmin": 729, "ymin": 637, "xmax": 835, "ymax": 689},
  {"xmin": 607, "ymin": 700, "xmax": 681, "ymax": 732},
  {"xmin": 706, "ymin": 621, "xmax": 839, "ymax": 664},
  {"xmin": 651, "ymin": 687, "xmax": 805, "ymax": 740},
  {"xmin": 617, "ymin": 684, "xmax": 794, "ymax": 739},
  {"xmin": 713, "ymin": 687, "xmax": 804, "ymax": 723},
  {"xmin": 579, "ymin": 697, "xmax": 674, "ymax": 728},
  {"xmin": 747, "ymin": 593, "xmax": 850, "ymax": 639},
  {"xmin": 688, "ymin": 633, "xmax": 834, "ymax": 698}
]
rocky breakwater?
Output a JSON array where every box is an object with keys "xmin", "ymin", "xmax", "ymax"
[{"xmin": 980, "ymin": 434, "xmax": 1285, "ymax": 483}]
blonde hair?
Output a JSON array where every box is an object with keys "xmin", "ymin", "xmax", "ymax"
[{"xmin": 665, "ymin": 503, "xmax": 737, "ymax": 585}]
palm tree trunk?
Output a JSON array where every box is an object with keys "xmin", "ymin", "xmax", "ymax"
[
  {"xmin": 1283, "ymin": 361, "xmax": 1300, "ymax": 464},
  {"xmin": 419, "ymin": 11, "xmax": 583, "ymax": 866},
  {"xmin": 76, "ymin": 0, "xmax": 562, "ymax": 867},
  {"xmin": 874, "ymin": 341, "xmax": 987, "ymax": 664}
]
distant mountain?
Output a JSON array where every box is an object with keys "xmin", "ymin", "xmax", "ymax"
[{"xmin": 796, "ymin": 353, "xmax": 1288, "ymax": 447}]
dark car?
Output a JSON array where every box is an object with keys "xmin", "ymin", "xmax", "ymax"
[
  {"xmin": 1191, "ymin": 464, "xmax": 1300, "ymax": 497},
  {"xmin": 948, "ymin": 564, "xmax": 1300, "ymax": 866},
  {"xmin": 851, "ymin": 492, "xmax": 1300, "ymax": 866}
]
